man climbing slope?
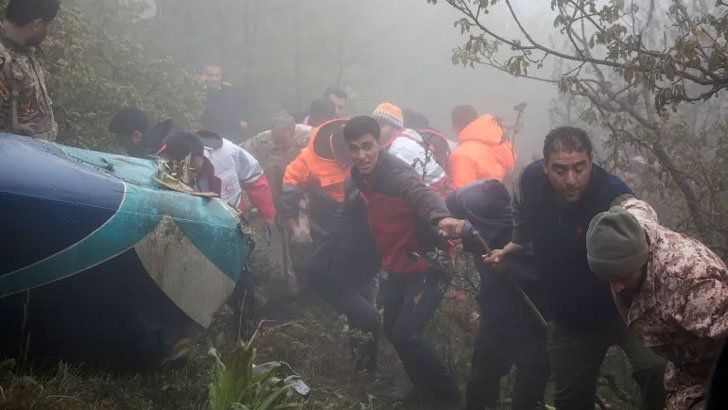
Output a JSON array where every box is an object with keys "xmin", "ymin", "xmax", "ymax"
[{"xmin": 341, "ymin": 116, "xmax": 464, "ymax": 409}]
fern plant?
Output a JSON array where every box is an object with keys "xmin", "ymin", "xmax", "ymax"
[{"xmin": 208, "ymin": 340, "xmax": 302, "ymax": 410}]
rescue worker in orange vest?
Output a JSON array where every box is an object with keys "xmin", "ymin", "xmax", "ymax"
[
  {"xmin": 295, "ymin": 117, "xmax": 382, "ymax": 374},
  {"xmin": 449, "ymin": 105, "xmax": 515, "ymax": 189},
  {"xmin": 277, "ymin": 118, "xmax": 351, "ymax": 251}
]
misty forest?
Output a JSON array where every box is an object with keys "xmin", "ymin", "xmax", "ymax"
[{"xmin": 1, "ymin": 0, "xmax": 728, "ymax": 409}]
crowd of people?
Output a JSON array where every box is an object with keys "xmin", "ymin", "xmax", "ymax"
[{"xmin": 4, "ymin": 1, "xmax": 728, "ymax": 410}]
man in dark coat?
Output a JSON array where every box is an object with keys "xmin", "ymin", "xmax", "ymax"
[
  {"xmin": 340, "ymin": 116, "xmax": 464, "ymax": 409},
  {"xmin": 446, "ymin": 179, "xmax": 549, "ymax": 410},
  {"xmin": 304, "ymin": 182, "xmax": 381, "ymax": 373},
  {"xmin": 108, "ymin": 107, "xmax": 178, "ymax": 158},
  {"xmin": 200, "ymin": 64, "xmax": 247, "ymax": 143},
  {"xmin": 485, "ymin": 127, "xmax": 666, "ymax": 410}
]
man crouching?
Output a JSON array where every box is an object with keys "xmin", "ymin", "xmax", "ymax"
[{"xmin": 587, "ymin": 198, "xmax": 728, "ymax": 410}]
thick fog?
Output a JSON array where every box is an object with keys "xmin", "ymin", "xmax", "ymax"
[
  {"xmin": 142, "ymin": 0, "xmax": 558, "ymax": 160},
  {"xmin": 345, "ymin": 0, "xmax": 556, "ymax": 160}
]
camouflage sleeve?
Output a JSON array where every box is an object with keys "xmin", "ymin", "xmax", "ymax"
[
  {"xmin": 0, "ymin": 56, "xmax": 12, "ymax": 131},
  {"xmin": 611, "ymin": 193, "xmax": 636, "ymax": 208},
  {"xmin": 255, "ymin": 130, "xmax": 271, "ymax": 144},
  {"xmin": 620, "ymin": 197, "xmax": 659, "ymax": 225},
  {"xmin": 623, "ymin": 198, "xmax": 728, "ymax": 340},
  {"xmin": 674, "ymin": 276, "xmax": 728, "ymax": 340},
  {"xmin": 240, "ymin": 133, "xmax": 259, "ymax": 153}
]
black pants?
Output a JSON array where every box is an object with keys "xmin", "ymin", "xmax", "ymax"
[
  {"xmin": 466, "ymin": 320, "xmax": 550, "ymax": 410},
  {"xmin": 382, "ymin": 270, "xmax": 460, "ymax": 405},
  {"xmin": 548, "ymin": 318, "xmax": 666, "ymax": 410},
  {"xmin": 312, "ymin": 275, "xmax": 380, "ymax": 371},
  {"xmin": 227, "ymin": 270, "xmax": 257, "ymax": 339},
  {"xmin": 706, "ymin": 340, "xmax": 728, "ymax": 409}
]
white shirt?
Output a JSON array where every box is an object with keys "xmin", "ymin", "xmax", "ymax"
[{"xmin": 203, "ymin": 139, "xmax": 263, "ymax": 207}]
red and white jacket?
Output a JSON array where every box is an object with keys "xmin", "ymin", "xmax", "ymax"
[
  {"xmin": 383, "ymin": 128, "xmax": 447, "ymax": 189},
  {"xmin": 203, "ymin": 138, "xmax": 275, "ymax": 220}
]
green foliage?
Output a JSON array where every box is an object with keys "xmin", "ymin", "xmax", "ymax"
[
  {"xmin": 438, "ymin": 0, "xmax": 728, "ymax": 255},
  {"xmin": 38, "ymin": 0, "xmax": 203, "ymax": 150},
  {"xmin": 136, "ymin": 0, "xmax": 369, "ymax": 132},
  {"xmin": 0, "ymin": 358, "xmax": 208, "ymax": 410},
  {"xmin": 208, "ymin": 340, "xmax": 302, "ymax": 410},
  {"xmin": 19, "ymin": 0, "xmax": 383, "ymax": 150}
]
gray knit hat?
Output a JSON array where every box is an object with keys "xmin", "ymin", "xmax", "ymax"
[{"xmin": 586, "ymin": 206, "xmax": 649, "ymax": 280}]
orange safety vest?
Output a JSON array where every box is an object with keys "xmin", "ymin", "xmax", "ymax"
[
  {"xmin": 450, "ymin": 114, "xmax": 515, "ymax": 189},
  {"xmin": 282, "ymin": 119, "xmax": 350, "ymax": 202}
]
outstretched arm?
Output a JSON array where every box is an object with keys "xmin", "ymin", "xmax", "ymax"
[
  {"xmin": 484, "ymin": 180, "xmax": 527, "ymax": 268},
  {"xmin": 243, "ymin": 174, "xmax": 275, "ymax": 225},
  {"xmin": 235, "ymin": 146, "xmax": 275, "ymax": 226},
  {"xmin": 395, "ymin": 166, "xmax": 464, "ymax": 238},
  {"xmin": 277, "ymin": 153, "xmax": 312, "ymax": 219}
]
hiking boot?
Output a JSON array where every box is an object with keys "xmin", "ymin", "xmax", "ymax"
[{"xmin": 350, "ymin": 334, "xmax": 378, "ymax": 373}]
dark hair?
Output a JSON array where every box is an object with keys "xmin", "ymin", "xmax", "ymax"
[
  {"xmin": 5, "ymin": 0, "xmax": 60, "ymax": 25},
  {"xmin": 403, "ymin": 109, "xmax": 430, "ymax": 129},
  {"xmin": 109, "ymin": 107, "xmax": 149, "ymax": 137},
  {"xmin": 543, "ymin": 126, "xmax": 593, "ymax": 161},
  {"xmin": 331, "ymin": 126, "xmax": 352, "ymax": 166},
  {"xmin": 323, "ymin": 86, "xmax": 347, "ymax": 100},
  {"xmin": 343, "ymin": 116, "xmax": 380, "ymax": 142},
  {"xmin": 309, "ymin": 97, "xmax": 336, "ymax": 126},
  {"xmin": 161, "ymin": 131, "xmax": 204, "ymax": 161},
  {"xmin": 451, "ymin": 105, "xmax": 478, "ymax": 131}
]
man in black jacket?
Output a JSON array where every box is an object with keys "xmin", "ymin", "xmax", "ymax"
[
  {"xmin": 108, "ymin": 107, "xmax": 178, "ymax": 158},
  {"xmin": 200, "ymin": 64, "xmax": 247, "ymax": 143},
  {"xmin": 304, "ymin": 182, "xmax": 381, "ymax": 373},
  {"xmin": 486, "ymin": 127, "xmax": 666, "ymax": 410},
  {"xmin": 341, "ymin": 116, "xmax": 464, "ymax": 409},
  {"xmin": 447, "ymin": 180, "xmax": 549, "ymax": 410}
]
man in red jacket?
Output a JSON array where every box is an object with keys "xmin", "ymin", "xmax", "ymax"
[{"xmin": 342, "ymin": 116, "xmax": 464, "ymax": 409}]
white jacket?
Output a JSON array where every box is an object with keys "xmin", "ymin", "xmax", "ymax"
[
  {"xmin": 203, "ymin": 138, "xmax": 264, "ymax": 208},
  {"xmin": 386, "ymin": 128, "xmax": 446, "ymax": 187}
]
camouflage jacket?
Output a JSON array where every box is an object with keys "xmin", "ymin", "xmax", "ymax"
[
  {"xmin": 0, "ymin": 27, "xmax": 56, "ymax": 141},
  {"xmin": 619, "ymin": 198, "xmax": 728, "ymax": 410},
  {"xmin": 242, "ymin": 124, "xmax": 311, "ymax": 198}
]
